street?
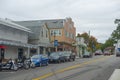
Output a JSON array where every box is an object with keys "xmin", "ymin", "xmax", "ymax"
[{"xmin": 0, "ymin": 55, "xmax": 120, "ymax": 80}]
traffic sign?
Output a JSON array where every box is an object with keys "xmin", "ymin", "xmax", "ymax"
[{"xmin": 54, "ymin": 40, "xmax": 58, "ymax": 47}]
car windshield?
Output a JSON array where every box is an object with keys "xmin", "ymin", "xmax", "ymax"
[
  {"xmin": 50, "ymin": 52, "xmax": 59, "ymax": 56},
  {"xmin": 64, "ymin": 53, "xmax": 70, "ymax": 56},
  {"xmin": 31, "ymin": 55, "xmax": 40, "ymax": 59}
]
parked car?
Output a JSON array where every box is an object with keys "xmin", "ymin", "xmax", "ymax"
[
  {"xmin": 63, "ymin": 51, "xmax": 76, "ymax": 61},
  {"xmin": 49, "ymin": 52, "xmax": 60, "ymax": 63},
  {"xmin": 31, "ymin": 54, "xmax": 49, "ymax": 67},
  {"xmin": 116, "ymin": 51, "xmax": 120, "ymax": 57},
  {"xmin": 49, "ymin": 52, "xmax": 66, "ymax": 63},
  {"xmin": 104, "ymin": 51, "xmax": 111, "ymax": 56},
  {"xmin": 94, "ymin": 50, "xmax": 103, "ymax": 55},
  {"xmin": 83, "ymin": 51, "xmax": 92, "ymax": 58}
]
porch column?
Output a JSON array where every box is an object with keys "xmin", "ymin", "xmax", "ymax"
[
  {"xmin": 43, "ymin": 48, "xmax": 46, "ymax": 54},
  {"xmin": 27, "ymin": 47, "xmax": 30, "ymax": 58},
  {"xmin": 37, "ymin": 47, "xmax": 40, "ymax": 55}
]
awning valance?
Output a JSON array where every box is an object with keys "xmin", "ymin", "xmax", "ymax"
[
  {"xmin": 38, "ymin": 43, "xmax": 54, "ymax": 47},
  {"xmin": 0, "ymin": 40, "xmax": 37, "ymax": 48}
]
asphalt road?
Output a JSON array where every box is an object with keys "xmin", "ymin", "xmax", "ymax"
[{"xmin": 0, "ymin": 55, "xmax": 120, "ymax": 80}]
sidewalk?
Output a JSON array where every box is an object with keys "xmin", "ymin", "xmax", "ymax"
[{"xmin": 109, "ymin": 69, "xmax": 120, "ymax": 80}]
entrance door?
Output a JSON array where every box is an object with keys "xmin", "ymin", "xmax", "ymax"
[
  {"xmin": 0, "ymin": 48, "xmax": 5, "ymax": 60},
  {"xmin": 18, "ymin": 48, "xmax": 24, "ymax": 60}
]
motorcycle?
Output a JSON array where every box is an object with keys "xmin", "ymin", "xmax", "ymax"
[
  {"xmin": 17, "ymin": 59, "xmax": 30, "ymax": 70},
  {"xmin": 0, "ymin": 59, "xmax": 18, "ymax": 71}
]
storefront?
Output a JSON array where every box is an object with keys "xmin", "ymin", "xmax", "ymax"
[
  {"xmin": 0, "ymin": 40, "xmax": 37, "ymax": 60},
  {"xmin": 0, "ymin": 45, "xmax": 6, "ymax": 60}
]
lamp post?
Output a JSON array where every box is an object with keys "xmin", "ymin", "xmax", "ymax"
[{"xmin": 54, "ymin": 31, "xmax": 58, "ymax": 52}]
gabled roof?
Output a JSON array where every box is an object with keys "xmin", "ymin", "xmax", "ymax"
[
  {"xmin": 0, "ymin": 18, "xmax": 31, "ymax": 33},
  {"xmin": 15, "ymin": 20, "xmax": 43, "ymax": 27},
  {"xmin": 15, "ymin": 19, "xmax": 65, "ymax": 29}
]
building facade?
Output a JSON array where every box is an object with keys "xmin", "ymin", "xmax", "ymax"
[
  {"xmin": 0, "ymin": 18, "xmax": 36, "ymax": 60},
  {"xmin": 15, "ymin": 17, "xmax": 76, "ymax": 53},
  {"xmin": 44, "ymin": 17, "xmax": 76, "ymax": 52},
  {"xmin": 76, "ymin": 37, "xmax": 87, "ymax": 57},
  {"xmin": 15, "ymin": 20, "xmax": 53, "ymax": 54}
]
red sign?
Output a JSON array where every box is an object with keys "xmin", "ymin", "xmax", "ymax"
[{"xmin": 0, "ymin": 45, "xmax": 7, "ymax": 49}]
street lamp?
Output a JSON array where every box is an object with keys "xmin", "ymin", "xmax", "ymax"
[{"xmin": 53, "ymin": 31, "xmax": 58, "ymax": 52}]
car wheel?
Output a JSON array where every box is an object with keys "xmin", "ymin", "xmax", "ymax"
[
  {"xmin": 39, "ymin": 63, "xmax": 42, "ymax": 67},
  {"xmin": 58, "ymin": 60, "xmax": 60, "ymax": 63},
  {"xmin": 30, "ymin": 63, "xmax": 35, "ymax": 68},
  {"xmin": 73, "ymin": 58, "xmax": 75, "ymax": 61},
  {"xmin": 24, "ymin": 64, "xmax": 29, "ymax": 70},
  {"xmin": 46, "ymin": 62, "xmax": 49, "ymax": 66}
]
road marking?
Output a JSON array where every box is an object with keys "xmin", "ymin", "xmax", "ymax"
[{"xmin": 32, "ymin": 56, "xmax": 112, "ymax": 80}]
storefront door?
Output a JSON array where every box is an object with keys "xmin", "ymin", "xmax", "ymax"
[
  {"xmin": 18, "ymin": 48, "xmax": 24, "ymax": 59},
  {"xmin": 0, "ymin": 48, "xmax": 5, "ymax": 60}
]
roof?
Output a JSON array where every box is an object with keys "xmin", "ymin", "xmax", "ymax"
[
  {"xmin": 0, "ymin": 18, "xmax": 32, "ymax": 33},
  {"xmin": 15, "ymin": 19, "xmax": 65, "ymax": 29},
  {"xmin": 14, "ymin": 20, "xmax": 44, "ymax": 27}
]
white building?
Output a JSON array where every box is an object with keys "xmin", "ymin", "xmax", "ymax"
[
  {"xmin": 76, "ymin": 37, "xmax": 87, "ymax": 57},
  {"xmin": 0, "ymin": 18, "xmax": 37, "ymax": 60},
  {"xmin": 115, "ymin": 40, "xmax": 120, "ymax": 53}
]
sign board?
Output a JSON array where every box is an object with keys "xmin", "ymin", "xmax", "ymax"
[
  {"xmin": 54, "ymin": 40, "xmax": 58, "ymax": 47},
  {"xmin": 118, "ymin": 48, "xmax": 120, "ymax": 51}
]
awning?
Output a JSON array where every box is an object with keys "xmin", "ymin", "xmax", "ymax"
[
  {"xmin": 0, "ymin": 39, "xmax": 37, "ymax": 48},
  {"xmin": 38, "ymin": 43, "xmax": 54, "ymax": 48},
  {"xmin": 0, "ymin": 45, "xmax": 7, "ymax": 49}
]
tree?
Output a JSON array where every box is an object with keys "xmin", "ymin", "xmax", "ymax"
[
  {"xmin": 77, "ymin": 33, "xmax": 99, "ymax": 52},
  {"xmin": 111, "ymin": 25, "xmax": 120, "ymax": 43},
  {"xmin": 77, "ymin": 32, "xmax": 89, "ymax": 45},
  {"xmin": 101, "ymin": 19, "xmax": 120, "ymax": 51}
]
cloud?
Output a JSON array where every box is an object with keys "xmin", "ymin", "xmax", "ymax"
[{"xmin": 0, "ymin": 0, "xmax": 120, "ymax": 43}]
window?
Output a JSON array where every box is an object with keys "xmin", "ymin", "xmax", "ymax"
[
  {"xmin": 41, "ymin": 28, "xmax": 43, "ymax": 37},
  {"xmin": 50, "ymin": 29, "xmax": 62, "ymax": 36},
  {"xmin": 51, "ymin": 30, "xmax": 54, "ymax": 36},
  {"xmin": 46, "ymin": 30, "xmax": 48, "ymax": 38},
  {"xmin": 65, "ymin": 30, "xmax": 67, "ymax": 37}
]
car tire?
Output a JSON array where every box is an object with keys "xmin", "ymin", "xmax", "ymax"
[
  {"xmin": 30, "ymin": 63, "xmax": 35, "ymax": 68},
  {"xmin": 46, "ymin": 62, "xmax": 49, "ymax": 66},
  {"xmin": 73, "ymin": 58, "xmax": 75, "ymax": 61},
  {"xmin": 58, "ymin": 60, "xmax": 60, "ymax": 63},
  {"xmin": 24, "ymin": 64, "xmax": 29, "ymax": 70},
  {"xmin": 39, "ymin": 63, "xmax": 42, "ymax": 67}
]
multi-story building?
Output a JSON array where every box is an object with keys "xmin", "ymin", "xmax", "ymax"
[
  {"xmin": 15, "ymin": 17, "xmax": 76, "ymax": 53},
  {"xmin": 44, "ymin": 18, "xmax": 76, "ymax": 51},
  {"xmin": 15, "ymin": 20, "xmax": 53, "ymax": 54},
  {"xmin": 0, "ymin": 18, "xmax": 37, "ymax": 60}
]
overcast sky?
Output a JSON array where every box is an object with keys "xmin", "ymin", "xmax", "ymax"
[{"xmin": 0, "ymin": 0, "xmax": 120, "ymax": 43}]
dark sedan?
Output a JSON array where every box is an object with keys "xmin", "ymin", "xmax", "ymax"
[
  {"xmin": 104, "ymin": 51, "xmax": 111, "ymax": 56},
  {"xmin": 63, "ymin": 51, "xmax": 76, "ymax": 61},
  {"xmin": 49, "ymin": 52, "xmax": 66, "ymax": 63}
]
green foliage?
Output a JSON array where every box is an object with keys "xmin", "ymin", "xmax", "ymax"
[
  {"xmin": 101, "ymin": 19, "xmax": 120, "ymax": 50},
  {"xmin": 101, "ymin": 38, "xmax": 114, "ymax": 51},
  {"xmin": 77, "ymin": 32, "xmax": 100, "ymax": 52}
]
